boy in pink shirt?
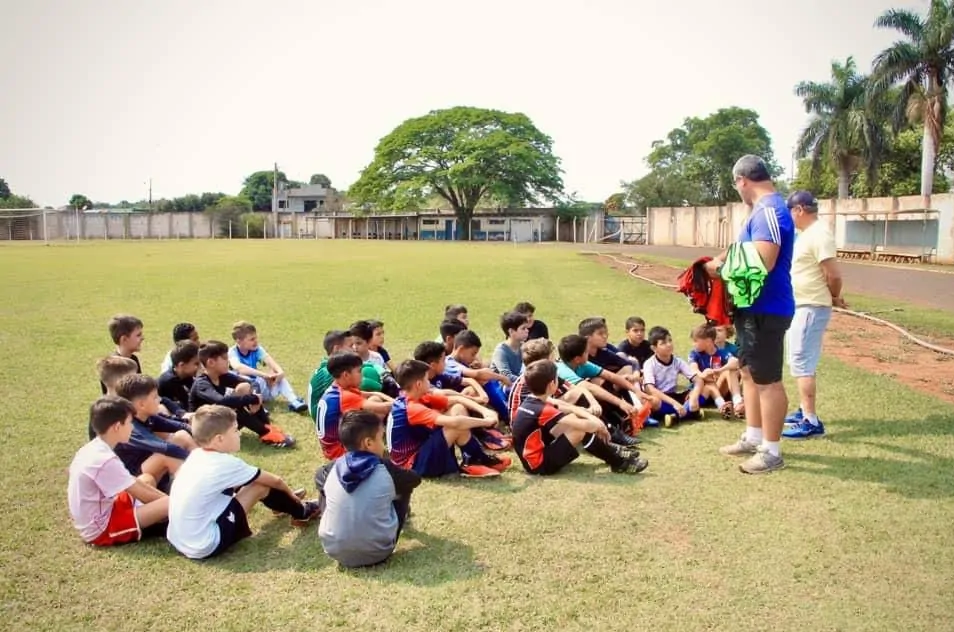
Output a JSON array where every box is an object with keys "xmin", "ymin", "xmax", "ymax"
[{"xmin": 68, "ymin": 396, "xmax": 170, "ymax": 546}]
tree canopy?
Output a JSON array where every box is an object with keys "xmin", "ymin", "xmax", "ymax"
[
  {"xmin": 309, "ymin": 173, "xmax": 332, "ymax": 187},
  {"xmin": 622, "ymin": 107, "xmax": 781, "ymax": 209},
  {"xmin": 68, "ymin": 194, "xmax": 92, "ymax": 210},
  {"xmin": 241, "ymin": 170, "xmax": 290, "ymax": 211},
  {"xmin": 348, "ymin": 106, "xmax": 564, "ymax": 239},
  {"xmin": 0, "ymin": 177, "xmax": 10, "ymax": 200}
]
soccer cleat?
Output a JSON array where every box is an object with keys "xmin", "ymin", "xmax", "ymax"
[
  {"xmin": 629, "ymin": 401, "xmax": 652, "ymax": 435},
  {"xmin": 739, "ymin": 446, "xmax": 785, "ymax": 474},
  {"xmin": 260, "ymin": 425, "xmax": 296, "ymax": 448},
  {"xmin": 720, "ymin": 401, "xmax": 734, "ymax": 420},
  {"xmin": 483, "ymin": 454, "xmax": 512, "ymax": 473},
  {"xmin": 782, "ymin": 419, "xmax": 826, "ymax": 439},
  {"xmin": 610, "ymin": 427, "xmax": 640, "ymax": 446},
  {"xmin": 273, "ymin": 488, "xmax": 306, "ymax": 515},
  {"xmin": 288, "ymin": 399, "xmax": 309, "ymax": 414},
  {"xmin": 611, "ymin": 443, "xmax": 640, "ymax": 459},
  {"xmin": 479, "ymin": 428, "xmax": 512, "ymax": 452},
  {"xmin": 612, "ymin": 456, "xmax": 649, "ymax": 474},
  {"xmin": 459, "ymin": 463, "xmax": 501, "ymax": 478},
  {"xmin": 664, "ymin": 414, "xmax": 676, "ymax": 428},
  {"xmin": 290, "ymin": 500, "xmax": 322, "ymax": 526}
]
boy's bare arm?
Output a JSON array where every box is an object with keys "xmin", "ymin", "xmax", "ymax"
[
  {"xmin": 434, "ymin": 414, "xmax": 495, "ymax": 430},
  {"xmin": 366, "ymin": 392, "xmax": 393, "ymax": 403},
  {"xmin": 461, "ymin": 377, "xmax": 488, "ymax": 399},
  {"xmin": 362, "ymin": 400, "xmax": 393, "ymax": 416},
  {"xmin": 125, "ymin": 479, "xmax": 166, "ymax": 504},
  {"xmin": 263, "ymin": 354, "xmax": 285, "ymax": 377},
  {"xmin": 581, "ymin": 380, "xmax": 631, "ymax": 409},
  {"xmin": 547, "ymin": 397, "xmax": 601, "ymax": 424},
  {"xmin": 255, "ymin": 470, "xmax": 295, "ymax": 496},
  {"xmin": 646, "ymin": 384, "xmax": 683, "ymax": 409},
  {"xmin": 554, "ymin": 412, "xmax": 610, "ymax": 442},
  {"xmin": 598, "ymin": 369, "xmax": 643, "ymax": 396},
  {"xmin": 447, "ymin": 395, "xmax": 497, "ymax": 420}
]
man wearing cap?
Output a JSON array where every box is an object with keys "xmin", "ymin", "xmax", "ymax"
[
  {"xmin": 782, "ymin": 190, "xmax": 844, "ymax": 439},
  {"xmin": 705, "ymin": 155, "xmax": 795, "ymax": 474}
]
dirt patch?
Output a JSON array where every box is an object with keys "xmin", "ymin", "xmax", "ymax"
[{"xmin": 589, "ymin": 253, "xmax": 954, "ymax": 405}]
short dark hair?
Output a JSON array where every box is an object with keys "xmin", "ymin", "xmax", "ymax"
[
  {"xmin": 500, "ymin": 311, "xmax": 528, "ymax": 336},
  {"xmin": 648, "ymin": 326, "xmax": 671, "ymax": 347},
  {"xmin": 625, "ymin": 316, "xmax": 646, "ymax": 330},
  {"xmin": 198, "ymin": 340, "xmax": 229, "ymax": 365},
  {"xmin": 172, "ymin": 322, "xmax": 196, "ymax": 343},
  {"xmin": 454, "ymin": 330, "xmax": 482, "ymax": 350},
  {"xmin": 578, "ymin": 317, "xmax": 607, "ymax": 337},
  {"xmin": 444, "ymin": 304, "xmax": 467, "ymax": 320},
  {"xmin": 348, "ymin": 320, "xmax": 374, "ymax": 343},
  {"xmin": 395, "ymin": 359, "xmax": 430, "ymax": 389},
  {"xmin": 108, "ymin": 314, "xmax": 143, "ymax": 344},
  {"xmin": 440, "ymin": 318, "xmax": 467, "ymax": 340},
  {"xmin": 327, "ymin": 351, "xmax": 363, "ymax": 378},
  {"xmin": 170, "ymin": 340, "xmax": 199, "ymax": 366},
  {"xmin": 366, "ymin": 319, "xmax": 384, "ymax": 331},
  {"xmin": 339, "ymin": 410, "xmax": 383, "ymax": 452},
  {"xmin": 514, "ymin": 301, "xmax": 536, "ymax": 315},
  {"xmin": 89, "ymin": 395, "xmax": 135, "ymax": 435},
  {"xmin": 323, "ymin": 330, "xmax": 349, "ymax": 355},
  {"xmin": 524, "ymin": 360, "xmax": 558, "ymax": 395},
  {"xmin": 414, "ymin": 341, "xmax": 446, "ymax": 364},
  {"xmin": 691, "ymin": 324, "xmax": 716, "ymax": 341},
  {"xmin": 557, "ymin": 334, "xmax": 588, "ymax": 362},
  {"xmin": 115, "ymin": 373, "xmax": 158, "ymax": 401},
  {"xmin": 732, "ymin": 154, "xmax": 771, "ymax": 183}
]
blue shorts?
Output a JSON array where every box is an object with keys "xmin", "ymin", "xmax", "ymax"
[
  {"xmin": 787, "ymin": 306, "xmax": 832, "ymax": 378},
  {"xmin": 411, "ymin": 428, "xmax": 459, "ymax": 478}
]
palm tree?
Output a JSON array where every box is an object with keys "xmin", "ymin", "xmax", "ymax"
[
  {"xmin": 871, "ymin": 1, "xmax": 954, "ymax": 196},
  {"xmin": 795, "ymin": 57, "xmax": 888, "ymax": 198}
]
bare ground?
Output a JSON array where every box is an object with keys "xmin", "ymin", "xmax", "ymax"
[{"xmin": 590, "ymin": 253, "xmax": 954, "ymax": 405}]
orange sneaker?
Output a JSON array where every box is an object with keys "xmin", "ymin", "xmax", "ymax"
[
  {"xmin": 260, "ymin": 425, "xmax": 296, "ymax": 448},
  {"xmin": 630, "ymin": 401, "xmax": 652, "ymax": 435},
  {"xmin": 484, "ymin": 454, "xmax": 511, "ymax": 473},
  {"xmin": 459, "ymin": 464, "xmax": 500, "ymax": 478}
]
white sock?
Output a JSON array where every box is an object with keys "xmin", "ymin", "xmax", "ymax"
[
  {"xmin": 745, "ymin": 426, "xmax": 763, "ymax": 444},
  {"xmin": 714, "ymin": 396, "xmax": 726, "ymax": 408},
  {"xmin": 804, "ymin": 412, "xmax": 819, "ymax": 426},
  {"xmin": 732, "ymin": 395, "xmax": 743, "ymax": 406},
  {"xmin": 763, "ymin": 440, "xmax": 781, "ymax": 457}
]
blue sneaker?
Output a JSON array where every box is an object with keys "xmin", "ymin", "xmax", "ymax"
[
  {"xmin": 785, "ymin": 408, "xmax": 804, "ymax": 424},
  {"xmin": 782, "ymin": 419, "xmax": 825, "ymax": 439},
  {"xmin": 644, "ymin": 416, "xmax": 660, "ymax": 428}
]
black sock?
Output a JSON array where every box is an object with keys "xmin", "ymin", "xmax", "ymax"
[
  {"xmin": 582, "ymin": 433, "xmax": 625, "ymax": 468},
  {"xmin": 237, "ymin": 408, "xmax": 271, "ymax": 437},
  {"xmin": 261, "ymin": 488, "xmax": 305, "ymax": 518}
]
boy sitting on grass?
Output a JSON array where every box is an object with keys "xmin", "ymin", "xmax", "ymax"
[
  {"xmin": 512, "ymin": 360, "xmax": 648, "ymax": 476},
  {"xmin": 688, "ymin": 324, "xmax": 743, "ymax": 419},
  {"xmin": 617, "ymin": 316, "xmax": 654, "ymax": 368},
  {"xmin": 159, "ymin": 322, "xmax": 200, "ymax": 373},
  {"xmin": 191, "ymin": 341, "xmax": 296, "ymax": 448},
  {"xmin": 642, "ymin": 326, "xmax": 705, "ymax": 427},
  {"xmin": 438, "ymin": 318, "xmax": 468, "ymax": 354},
  {"xmin": 579, "ymin": 317, "xmax": 640, "ymax": 381},
  {"xmin": 167, "ymin": 405, "xmax": 320, "ymax": 560},
  {"xmin": 508, "ymin": 338, "xmax": 602, "ymax": 420},
  {"xmin": 367, "ymin": 319, "xmax": 395, "ymax": 372},
  {"xmin": 350, "ymin": 320, "xmax": 401, "ymax": 397},
  {"xmin": 445, "ymin": 330, "xmax": 512, "ymax": 423},
  {"xmin": 514, "ymin": 301, "xmax": 549, "ymax": 341},
  {"xmin": 113, "ymin": 374, "xmax": 196, "ymax": 486},
  {"xmin": 158, "ymin": 340, "xmax": 201, "ymax": 413},
  {"xmin": 228, "ymin": 321, "xmax": 308, "ymax": 413},
  {"xmin": 387, "ymin": 360, "xmax": 510, "ymax": 479},
  {"xmin": 317, "ymin": 410, "xmax": 422, "ymax": 568},
  {"xmin": 308, "ymin": 330, "xmax": 353, "ymax": 420},
  {"xmin": 317, "ymin": 351, "xmax": 393, "ymax": 461},
  {"xmin": 68, "ymin": 396, "xmax": 169, "ymax": 547},
  {"xmin": 490, "ymin": 311, "xmax": 530, "ymax": 384},
  {"xmin": 100, "ymin": 314, "xmax": 144, "ymax": 393},
  {"xmin": 91, "ymin": 355, "xmax": 139, "ymax": 439}
]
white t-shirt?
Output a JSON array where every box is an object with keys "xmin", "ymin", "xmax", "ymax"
[
  {"xmin": 160, "ymin": 351, "xmax": 173, "ymax": 374},
  {"xmin": 367, "ymin": 351, "xmax": 386, "ymax": 369},
  {"xmin": 642, "ymin": 355, "xmax": 696, "ymax": 394},
  {"xmin": 792, "ymin": 220, "xmax": 837, "ymax": 307},
  {"xmin": 68, "ymin": 437, "xmax": 136, "ymax": 542},
  {"xmin": 167, "ymin": 449, "xmax": 260, "ymax": 559}
]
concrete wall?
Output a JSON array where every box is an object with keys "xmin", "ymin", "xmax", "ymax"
[{"xmin": 646, "ymin": 194, "xmax": 954, "ymax": 263}]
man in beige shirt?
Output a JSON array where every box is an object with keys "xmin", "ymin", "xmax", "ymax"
[{"xmin": 783, "ymin": 191, "xmax": 845, "ymax": 439}]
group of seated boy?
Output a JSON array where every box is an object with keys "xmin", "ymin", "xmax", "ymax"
[{"xmin": 69, "ymin": 303, "xmax": 745, "ymax": 568}]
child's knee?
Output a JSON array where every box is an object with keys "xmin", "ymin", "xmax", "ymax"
[
  {"xmin": 235, "ymin": 382, "xmax": 252, "ymax": 395},
  {"xmin": 448, "ymin": 403, "xmax": 467, "ymax": 415},
  {"xmin": 171, "ymin": 430, "xmax": 197, "ymax": 450}
]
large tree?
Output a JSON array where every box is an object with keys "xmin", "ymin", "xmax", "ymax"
[
  {"xmin": 69, "ymin": 193, "xmax": 92, "ymax": 210},
  {"xmin": 205, "ymin": 195, "xmax": 254, "ymax": 236},
  {"xmin": 871, "ymin": 0, "xmax": 954, "ymax": 195},
  {"xmin": 0, "ymin": 177, "xmax": 10, "ymax": 199},
  {"xmin": 241, "ymin": 170, "xmax": 290, "ymax": 211},
  {"xmin": 795, "ymin": 57, "xmax": 888, "ymax": 198},
  {"xmin": 623, "ymin": 107, "xmax": 781, "ymax": 209},
  {"xmin": 348, "ymin": 106, "xmax": 564, "ymax": 239},
  {"xmin": 309, "ymin": 173, "xmax": 332, "ymax": 187}
]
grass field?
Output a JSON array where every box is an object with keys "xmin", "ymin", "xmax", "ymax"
[{"xmin": 2, "ymin": 240, "xmax": 953, "ymax": 632}]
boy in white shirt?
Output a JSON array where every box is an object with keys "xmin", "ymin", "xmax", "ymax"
[
  {"xmin": 167, "ymin": 405, "xmax": 319, "ymax": 560},
  {"xmin": 642, "ymin": 326, "xmax": 705, "ymax": 427},
  {"xmin": 68, "ymin": 396, "xmax": 169, "ymax": 546}
]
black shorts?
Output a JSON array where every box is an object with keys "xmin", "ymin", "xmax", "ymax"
[
  {"xmin": 529, "ymin": 434, "xmax": 580, "ymax": 476},
  {"xmin": 734, "ymin": 311, "xmax": 792, "ymax": 385},
  {"xmin": 208, "ymin": 498, "xmax": 252, "ymax": 558}
]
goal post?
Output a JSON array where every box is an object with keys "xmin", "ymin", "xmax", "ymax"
[{"xmin": 0, "ymin": 208, "xmax": 50, "ymax": 241}]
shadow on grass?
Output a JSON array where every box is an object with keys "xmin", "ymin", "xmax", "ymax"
[
  {"xmin": 788, "ymin": 412, "xmax": 954, "ymax": 499},
  {"xmin": 337, "ymin": 527, "xmax": 483, "ymax": 586}
]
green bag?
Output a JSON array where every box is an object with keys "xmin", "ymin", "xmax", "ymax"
[{"xmin": 720, "ymin": 242, "xmax": 767, "ymax": 309}]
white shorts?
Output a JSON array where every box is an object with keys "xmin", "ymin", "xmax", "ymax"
[{"xmin": 786, "ymin": 306, "xmax": 832, "ymax": 378}]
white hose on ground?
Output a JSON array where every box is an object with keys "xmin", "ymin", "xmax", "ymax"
[{"xmin": 580, "ymin": 250, "xmax": 954, "ymax": 358}]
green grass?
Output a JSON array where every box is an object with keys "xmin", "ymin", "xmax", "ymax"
[{"xmin": 2, "ymin": 240, "xmax": 954, "ymax": 632}]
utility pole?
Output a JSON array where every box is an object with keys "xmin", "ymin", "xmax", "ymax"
[
  {"xmin": 148, "ymin": 178, "xmax": 153, "ymax": 212},
  {"xmin": 271, "ymin": 162, "xmax": 278, "ymax": 239}
]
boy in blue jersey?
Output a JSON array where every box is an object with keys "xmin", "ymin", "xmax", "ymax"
[
  {"xmin": 445, "ymin": 329, "xmax": 512, "ymax": 423},
  {"xmin": 316, "ymin": 352, "xmax": 393, "ymax": 461},
  {"xmin": 387, "ymin": 360, "xmax": 509, "ymax": 479},
  {"xmin": 687, "ymin": 324, "xmax": 742, "ymax": 419},
  {"xmin": 706, "ymin": 155, "xmax": 796, "ymax": 474},
  {"xmin": 228, "ymin": 321, "xmax": 308, "ymax": 413}
]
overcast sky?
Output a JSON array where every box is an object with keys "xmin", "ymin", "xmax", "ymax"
[{"xmin": 0, "ymin": 0, "xmax": 926, "ymax": 207}]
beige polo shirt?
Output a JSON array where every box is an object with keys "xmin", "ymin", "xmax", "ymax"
[{"xmin": 792, "ymin": 219, "xmax": 837, "ymax": 307}]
